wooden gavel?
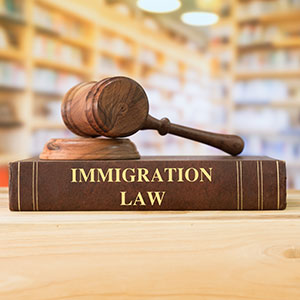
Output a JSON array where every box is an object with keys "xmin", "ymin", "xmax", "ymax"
[{"xmin": 61, "ymin": 76, "xmax": 244, "ymax": 156}]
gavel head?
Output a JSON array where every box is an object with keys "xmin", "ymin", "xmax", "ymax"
[{"xmin": 61, "ymin": 76, "xmax": 149, "ymax": 138}]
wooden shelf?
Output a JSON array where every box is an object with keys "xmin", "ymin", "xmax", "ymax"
[
  {"xmin": 0, "ymin": 85, "xmax": 25, "ymax": 92},
  {"xmin": 0, "ymin": 121, "xmax": 23, "ymax": 129},
  {"xmin": 0, "ymin": 49, "xmax": 23, "ymax": 61},
  {"xmin": 60, "ymin": 35, "xmax": 92, "ymax": 50},
  {"xmin": 238, "ymin": 10, "xmax": 300, "ymax": 24},
  {"xmin": 236, "ymin": 129, "xmax": 300, "ymax": 137},
  {"xmin": 31, "ymin": 120, "xmax": 65, "ymax": 130},
  {"xmin": 238, "ymin": 39, "xmax": 300, "ymax": 51},
  {"xmin": 139, "ymin": 62, "xmax": 160, "ymax": 71},
  {"xmin": 34, "ymin": 59, "xmax": 88, "ymax": 76},
  {"xmin": 33, "ymin": 90, "xmax": 63, "ymax": 97},
  {"xmin": 235, "ymin": 70, "xmax": 300, "ymax": 79},
  {"xmin": 35, "ymin": 25, "xmax": 92, "ymax": 50},
  {"xmin": 271, "ymin": 101, "xmax": 300, "ymax": 108},
  {"xmin": 209, "ymin": 43, "xmax": 233, "ymax": 53},
  {"xmin": 34, "ymin": 24, "xmax": 60, "ymax": 37},
  {"xmin": 261, "ymin": 10, "xmax": 300, "ymax": 23},
  {"xmin": 141, "ymin": 63, "xmax": 181, "ymax": 78},
  {"xmin": 0, "ymin": 13, "xmax": 26, "ymax": 26},
  {"xmin": 235, "ymin": 101, "xmax": 300, "ymax": 108},
  {"xmin": 98, "ymin": 48, "xmax": 133, "ymax": 61},
  {"xmin": 274, "ymin": 38, "xmax": 300, "ymax": 48},
  {"xmin": 237, "ymin": 42, "xmax": 273, "ymax": 51},
  {"xmin": 236, "ymin": 129, "xmax": 279, "ymax": 136}
]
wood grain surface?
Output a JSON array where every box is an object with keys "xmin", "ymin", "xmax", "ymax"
[
  {"xmin": 0, "ymin": 188, "xmax": 300, "ymax": 299},
  {"xmin": 39, "ymin": 138, "xmax": 140, "ymax": 160},
  {"xmin": 61, "ymin": 77, "xmax": 149, "ymax": 138}
]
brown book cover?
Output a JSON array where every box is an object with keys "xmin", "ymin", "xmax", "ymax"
[{"xmin": 9, "ymin": 156, "xmax": 286, "ymax": 211}]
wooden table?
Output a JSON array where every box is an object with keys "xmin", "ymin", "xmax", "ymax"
[{"xmin": 0, "ymin": 188, "xmax": 300, "ymax": 300}]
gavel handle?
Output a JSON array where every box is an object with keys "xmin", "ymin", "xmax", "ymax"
[{"xmin": 142, "ymin": 115, "xmax": 244, "ymax": 156}]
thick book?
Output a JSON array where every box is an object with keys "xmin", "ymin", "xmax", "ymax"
[{"xmin": 9, "ymin": 156, "xmax": 286, "ymax": 211}]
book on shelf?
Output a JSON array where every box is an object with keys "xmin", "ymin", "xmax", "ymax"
[
  {"xmin": 0, "ymin": 61, "xmax": 25, "ymax": 88},
  {"xmin": 0, "ymin": 0, "xmax": 24, "ymax": 20},
  {"xmin": 9, "ymin": 156, "xmax": 286, "ymax": 211}
]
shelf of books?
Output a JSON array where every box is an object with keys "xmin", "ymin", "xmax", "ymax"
[
  {"xmin": 0, "ymin": 0, "xmax": 28, "ymax": 170},
  {"xmin": 0, "ymin": 0, "xmax": 221, "ymax": 186},
  {"xmin": 206, "ymin": 0, "xmax": 234, "ymax": 135},
  {"xmin": 233, "ymin": 0, "xmax": 300, "ymax": 188}
]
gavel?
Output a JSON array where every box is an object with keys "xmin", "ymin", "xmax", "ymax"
[{"xmin": 61, "ymin": 76, "xmax": 244, "ymax": 156}]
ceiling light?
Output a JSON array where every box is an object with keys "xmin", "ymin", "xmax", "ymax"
[
  {"xmin": 181, "ymin": 11, "xmax": 219, "ymax": 26},
  {"xmin": 137, "ymin": 0, "xmax": 181, "ymax": 13}
]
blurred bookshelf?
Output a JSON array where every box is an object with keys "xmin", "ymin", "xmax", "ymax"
[
  {"xmin": 0, "ymin": 0, "xmax": 211, "ymax": 183},
  {"xmin": 0, "ymin": 0, "xmax": 299, "ymax": 189},
  {"xmin": 232, "ymin": 0, "xmax": 300, "ymax": 189}
]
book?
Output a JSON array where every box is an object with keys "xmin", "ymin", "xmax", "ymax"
[{"xmin": 9, "ymin": 156, "xmax": 286, "ymax": 211}]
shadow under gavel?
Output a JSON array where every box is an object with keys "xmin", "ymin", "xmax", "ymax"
[{"xmin": 61, "ymin": 76, "xmax": 244, "ymax": 156}]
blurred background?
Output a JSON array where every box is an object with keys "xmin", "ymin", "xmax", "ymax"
[{"xmin": 0, "ymin": 0, "xmax": 299, "ymax": 188}]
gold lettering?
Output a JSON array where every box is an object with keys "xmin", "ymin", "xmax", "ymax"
[
  {"xmin": 71, "ymin": 168, "xmax": 78, "ymax": 183},
  {"xmin": 122, "ymin": 168, "xmax": 135, "ymax": 182},
  {"xmin": 164, "ymin": 168, "xmax": 177, "ymax": 182},
  {"xmin": 151, "ymin": 168, "xmax": 163, "ymax": 182},
  {"xmin": 120, "ymin": 191, "xmax": 132, "ymax": 206},
  {"xmin": 79, "ymin": 168, "xmax": 95, "ymax": 182},
  {"xmin": 200, "ymin": 168, "xmax": 212, "ymax": 182},
  {"xmin": 177, "ymin": 168, "xmax": 184, "ymax": 182},
  {"xmin": 133, "ymin": 192, "xmax": 146, "ymax": 206},
  {"xmin": 97, "ymin": 168, "xmax": 113, "ymax": 182},
  {"xmin": 115, "ymin": 168, "xmax": 121, "ymax": 182},
  {"xmin": 137, "ymin": 168, "xmax": 150, "ymax": 182},
  {"xmin": 147, "ymin": 191, "xmax": 166, "ymax": 206},
  {"xmin": 71, "ymin": 167, "xmax": 213, "ymax": 184},
  {"xmin": 185, "ymin": 167, "xmax": 199, "ymax": 182}
]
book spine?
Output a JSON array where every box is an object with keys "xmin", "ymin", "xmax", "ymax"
[{"xmin": 9, "ymin": 159, "xmax": 286, "ymax": 211}]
